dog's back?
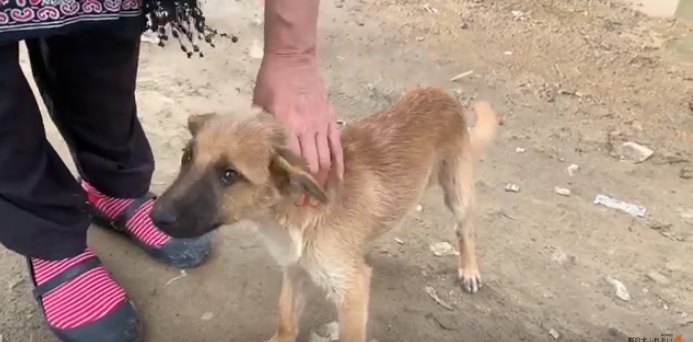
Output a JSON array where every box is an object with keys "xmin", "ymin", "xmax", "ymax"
[{"xmin": 330, "ymin": 87, "xmax": 496, "ymax": 240}]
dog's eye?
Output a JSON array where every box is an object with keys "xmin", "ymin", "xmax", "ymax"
[{"xmin": 221, "ymin": 169, "xmax": 239, "ymax": 185}]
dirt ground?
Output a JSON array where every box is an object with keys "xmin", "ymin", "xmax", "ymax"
[{"xmin": 1, "ymin": 0, "xmax": 692, "ymax": 341}]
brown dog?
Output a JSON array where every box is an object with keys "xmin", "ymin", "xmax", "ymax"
[{"xmin": 151, "ymin": 87, "xmax": 499, "ymax": 342}]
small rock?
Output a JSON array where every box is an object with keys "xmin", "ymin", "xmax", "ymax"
[
  {"xmin": 394, "ymin": 237, "xmax": 405, "ymax": 245},
  {"xmin": 680, "ymin": 167, "xmax": 692, "ymax": 179},
  {"xmin": 680, "ymin": 208, "xmax": 693, "ymax": 221},
  {"xmin": 511, "ymin": 10, "xmax": 525, "ymax": 18},
  {"xmin": 309, "ymin": 333, "xmax": 331, "ymax": 342},
  {"xmin": 616, "ymin": 141, "xmax": 654, "ymax": 163},
  {"xmin": 201, "ymin": 312, "xmax": 214, "ymax": 321},
  {"xmin": 554, "ymin": 187, "xmax": 571, "ymax": 196},
  {"xmin": 336, "ymin": 119, "xmax": 346, "ymax": 127},
  {"xmin": 423, "ymin": 3, "xmax": 438, "ymax": 13},
  {"xmin": 548, "ymin": 328, "xmax": 560, "ymax": 340},
  {"xmin": 551, "ymin": 250, "xmax": 568, "ymax": 264},
  {"xmin": 631, "ymin": 121, "xmax": 643, "ymax": 131},
  {"xmin": 313, "ymin": 321, "xmax": 339, "ymax": 341},
  {"xmin": 606, "ymin": 277, "xmax": 631, "ymax": 301},
  {"xmin": 646, "ymin": 271, "xmax": 670, "ymax": 285},
  {"xmin": 415, "ymin": 204, "xmax": 423, "ymax": 212},
  {"xmin": 504, "ymin": 51, "xmax": 513, "ymax": 56},
  {"xmin": 550, "ymin": 249, "xmax": 576, "ymax": 265},
  {"xmin": 430, "ymin": 242, "xmax": 459, "ymax": 257},
  {"xmin": 416, "ymin": 36, "xmax": 425, "ymax": 41},
  {"xmin": 566, "ymin": 163, "xmax": 580, "ymax": 176},
  {"xmin": 459, "ymin": 22, "xmax": 469, "ymax": 29},
  {"xmin": 515, "ymin": 147, "xmax": 527, "ymax": 153},
  {"xmin": 642, "ymin": 287, "xmax": 649, "ymax": 294},
  {"xmin": 504, "ymin": 183, "xmax": 520, "ymax": 193}
]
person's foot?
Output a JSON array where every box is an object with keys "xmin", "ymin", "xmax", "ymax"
[
  {"xmin": 81, "ymin": 181, "xmax": 212, "ymax": 268},
  {"xmin": 29, "ymin": 249, "xmax": 141, "ymax": 342}
]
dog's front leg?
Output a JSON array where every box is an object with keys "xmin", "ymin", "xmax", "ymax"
[
  {"xmin": 336, "ymin": 262, "xmax": 372, "ymax": 342},
  {"xmin": 265, "ymin": 265, "xmax": 309, "ymax": 342}
]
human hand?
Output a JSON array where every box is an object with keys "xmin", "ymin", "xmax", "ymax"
[{"xmin": 252, "ymin": 53, "xmax": 344, "ymax": 206}]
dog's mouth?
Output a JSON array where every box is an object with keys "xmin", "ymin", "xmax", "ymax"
[
  {"xmin": 206, "ymin": 221, "xmax": 224, "ymax": 233},
  {"xmin": 165, "ymin": 228, "xmax": 211, "ymax": 240},
  {"xmin": 152, "ymin": 210, "xmax": 226, "ymax": 239},
  {"xmin": 172, "ymin": 220, "xmax": 224, "ymax": 239}
]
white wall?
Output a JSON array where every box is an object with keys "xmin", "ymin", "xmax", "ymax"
[{"xmin": 624, "ymin": 0, "xmax": 681, "ymax": 17}]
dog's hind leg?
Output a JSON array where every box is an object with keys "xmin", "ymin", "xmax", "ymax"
[
  {"xmin": 439, "ymin": 137, "xmax": 482, "ymax": 293},
  {"xmin": 265, "ymin": 265, "xmax": 310, "ymax": 342}
]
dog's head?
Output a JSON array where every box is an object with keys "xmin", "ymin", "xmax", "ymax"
[{"xmin": 150, "ymin": 108, "xmax": 327, "ymax": 239}]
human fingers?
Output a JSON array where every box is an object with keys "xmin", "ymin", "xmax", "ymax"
[
  {"xmin": 296, "ymin": 130, "xmax": 319, "ymax": 207},
  {"xmin": 298, "ymin": 131, "xmax": 319, "ymax": 176},
  {"xmin": 286, "ymin": 129, "xmax": 301, "ymax": 157},
  {"xmin": 315, "ymin": 129, "xmax": 331, "ymax": 184},
  {"xmin": 309, "ymin": 129, "xmax": 331, "ymax": 207},
  {"xmin": 289, "ymin": 131, "xmax": 308, "ymax": 207}
]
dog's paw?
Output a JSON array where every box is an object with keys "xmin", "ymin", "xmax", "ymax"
[{"xmin": 458, "ymin": 267, "xmax": 483, "ymax": 293}]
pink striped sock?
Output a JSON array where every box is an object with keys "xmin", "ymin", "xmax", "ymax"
[
  {"xmin": 82, "ymin": 181, "xmax": 171, "ymax": 247},
  {"xmin": 31, "ymin": 249, "xmax": 127, "ymax": 329}
]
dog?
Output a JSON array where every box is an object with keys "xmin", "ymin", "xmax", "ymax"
[{"xmin": 151, "ymin": 87, "xmax": 499, "ymax": 342}]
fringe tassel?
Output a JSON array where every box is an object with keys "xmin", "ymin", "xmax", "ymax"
[{"xmin": 143, "ymin": 0, "xmax": 238, "ymax": 58}]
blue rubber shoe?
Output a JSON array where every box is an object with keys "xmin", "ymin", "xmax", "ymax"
[
  {"xmin": 84, "ymin": 188, "xmax": 212, "ymax": 269},
  {"xmin": 28, "ymin": 255, "xmax": 142, "ymax": 342}
]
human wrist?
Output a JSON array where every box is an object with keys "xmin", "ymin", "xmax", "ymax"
[
  {"xmin": 262, "ymin": 50, "xmax": 318, "ymax": 69},
  {"xmin": 263, "ymin": 0, "xmax": 319, "ymax": 63}
]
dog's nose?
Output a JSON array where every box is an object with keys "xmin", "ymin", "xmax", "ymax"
[{"xmin": 150, "ymin": 204, "xmax": 178, "ymax": 228}]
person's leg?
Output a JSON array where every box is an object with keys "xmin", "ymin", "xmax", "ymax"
[
  {"xmin": 27, "ymin": 29, "xmax": 154, "ymax": 198},
  {"xmin": 0, "ymin": 41, "xmax": 139, "ymax": 342},
  {"xmin": 26, "ymin": 25, "xmax": 211, "ymax": 268},
  {"xmin": 0, "ymin": 42, "xmax": 88, "ymax": 260}
]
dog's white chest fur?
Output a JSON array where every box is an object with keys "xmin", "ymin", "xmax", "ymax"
[
  {"xmin": 257, "ymin": 223, "xmax": 304, "ymax": 266},
  {"xmin": 256, "ymin": 222, "xmax": 351, "ymax": 301}
]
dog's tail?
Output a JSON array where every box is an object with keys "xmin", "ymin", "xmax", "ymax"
[{"xmin": 468, "ymin": 101, "xmax": 499, "ymax": 158}]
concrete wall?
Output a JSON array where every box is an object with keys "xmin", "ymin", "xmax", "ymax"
[
  {"xmin": 625, "ymin": 0, "xmax": 681, "ymax": 17},
  {"xmin": 678, "ymin": 0, "xmax": 693, "ymax": 20}
]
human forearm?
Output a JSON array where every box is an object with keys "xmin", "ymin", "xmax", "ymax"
[{"xmin": 263, "ymin": 0, "xmax": 320, "ymax": 57}]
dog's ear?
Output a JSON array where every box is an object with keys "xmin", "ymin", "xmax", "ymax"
[
  {"xmin": 187, "ymin": 113, "xmax": 218, "ymax": 136},
  {"xmin": 269, "ymin": 147, "xmax": 328, "ymax": 204}
]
